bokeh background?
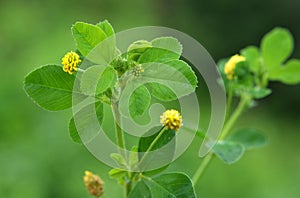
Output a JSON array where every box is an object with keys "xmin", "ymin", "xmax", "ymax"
[{"xmin": 1, "ymin": 0, "xmax": 300, "ymax": 197}]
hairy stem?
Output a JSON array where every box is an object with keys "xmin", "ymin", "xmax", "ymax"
[{"xmin": 192, "ymin": 96, "xmax": 249, "ymax": 186}]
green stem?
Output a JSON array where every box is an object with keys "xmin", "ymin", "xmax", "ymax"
[
  {"xmin": 112, "ymin": 102, "xmax": 130, "ymax": 197},
  {"xmin": 112, "ymin": 102, "xmax": 126, "ymax": 158},
  {"xmin": 225, "ymin": 86, "xmax": 233, "ymax": 121},
  {"xmin": 192, "ymin": 96, "xmax": 249, "ymax": 186},
  {"xmin": 219, "ymin": 96, "xmax": 249, "ymax": 140},
  {"xmin": 192, "ymin": 152, "xmax": 213, "ymax": 184},
  {"xmin": 133, "ymin": 127, "xmax": 166, "ymax": 172},
  {"xmin": 125, "ymin": 180, "xmax": 132, "ymax": 197}
]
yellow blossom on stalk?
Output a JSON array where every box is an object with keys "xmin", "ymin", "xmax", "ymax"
[
  {"xmin": 224, "ymin": 54, "xmax": 246, "ymax": 80},
  {"xmin": 160, "ymin": 109, "xmax": 182, "ymax": 131},
  {"xmin": 61, "ymin": 51, "xmax": 81, "ymax": 75},
  {"xmin": 83, "ymin": 170, "xmax": 104, "ymax": 197}
]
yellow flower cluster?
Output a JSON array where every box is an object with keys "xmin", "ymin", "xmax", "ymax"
[
  {"xmin": 224, "ymin": 54, "xmax": 246, "ymax": 80},
  {"xmin": 83, "ymin": 170, "xmax": 104, "ymax": 197},
  {"xmin": 61, "ymin": 51, "xmax": 81, "ymax": 75},
  {"xmin": 160, "ymin": 109, "xmax": 182, "ymax": 131}
]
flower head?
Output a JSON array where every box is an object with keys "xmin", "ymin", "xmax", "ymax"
[
  {"xmin": 61, "ymin": 51, "xmax": 81, "ymax": 75},
  {"xmin": 160, "ymin": 109, "xmax": 182, "ymax": 131},
  {"xmin": 131, "ymin": 64, "xmax": 144, "ymax": 78},
  {"xmin": 224, "ymin": 54, "xmax": 246, "ymax": 80},
  {"xmin": 83, "ymin": 170, "xmax": 104, "ymax": 197}
]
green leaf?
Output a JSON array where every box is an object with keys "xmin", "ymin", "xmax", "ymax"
[
  {"xmin": 128, "ymin": 180, "xmax": 151, "ymax": 198},
  {"xmin": 72, "ymin": 22, "xmax": 107, "ymax": 56},
  {"xmin": 150, "ymin": 83, "xmax": 177, "ymax": 101},
  {"xmin": 129, "ymin": 173, "xmax": 196, "ymax": 198},
  {"xmin": 127, "ymin": 40, "xmax": 152, "ymax": 61},
  {"xmin": 268, "ymin": 59, "xmax": 300, "ymax": 85},
  {"xmin": 143, "ymin": 60, "xmax": 197, "ymax": 100},
  {"xmin": 96, "ymin": 20, "xmax": 115, "ymax": 37},
  {"xmin": 109, "ymin": 168, "xmax": 127, "ymax": 185},
  {"xmin": 228, "ymin": 129, "xmax": 267, "ymax": 150},
  {"xmin": 80, "ymin": 65, "xmax": 116, "ymax": 95},
  {"xmin": 110, "ymin": 153, "xmax": 128, "ymax": 168},
  {"xmin": 68, "ymin": 102, "xmax": 103, "ymax": 143},
  {"xmin": 213, "ymin": 141, "xmax": 245, "ymax": 164},
  {"xmin": 248, "ymin": 87, "xmax": 272, "ymax": 99},
  {"xmin": 261, "ymin": 27, "xmax": 293, "ymax": 70},
  {"xmin": 151, "ymin": 37, "xmax": 182, "ymax": 56},
  {"xmin": 138, "ymin": 127, "xmax": 176, "ymax": 172},
  {"xmin": 240, "ymin": 46, "xmax": 261, "ymax": 73},
  {"xmin": 24, "ymin": 65, "xmax": 83, "ymax": 111},
  {"xmin": 109, "ymin": 168, "xmax": 126, "ymax": 180},
  {"xmin": 129, "ymin": 85, "xmax": 151, "ymax": 118},
  {"xmin": 138, "ymin": 48, "xmax": 180, "ymax": 63}
]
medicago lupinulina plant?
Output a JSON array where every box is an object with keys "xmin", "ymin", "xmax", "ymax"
[{"xmin": 24, "ymin": 20, "xmax": 300, "ymax": 197}]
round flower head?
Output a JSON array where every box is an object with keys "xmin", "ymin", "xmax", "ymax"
[
  {"xmin": 61, "ymin": 51, "xmax": 81, "ymax": 75},
  {"xmin": 83, "ymin": 170, "xmax": 104, "ymax": 197},
  {"xmin": 224, "ymin": 54, "xmax": 246, "ymax": 80},
  {"xmin": 160, "ymin": 109, "xmax": 182, "ymax": 131},
  {"xmin": 131, "ymin": 64, "xmax": 144, "ymax": 78}
]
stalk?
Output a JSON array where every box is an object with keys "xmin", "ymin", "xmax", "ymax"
[{"xmin": 192, "ymin": 96, "xmax": 249, "ymax": 185}]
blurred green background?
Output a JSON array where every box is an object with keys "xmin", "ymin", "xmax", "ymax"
[{"xmin": 1, "ymin": 0, "xmax": 300, "ymax": 197}]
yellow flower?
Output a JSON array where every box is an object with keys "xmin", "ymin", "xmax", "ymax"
[
  {"xmin": 83, "ymin": 170, "xmax": 104, "ymax": 197},
  {"xmin": 61, "ymin": 51, "xmax": 81, "ymax": 75},
  {"xmin": 160, "ymin": 109, "xmax": 182, "ymax": 131},
  {"xmin": 224, "ymin": 54, "xmax": 246, "ymax": 80}
]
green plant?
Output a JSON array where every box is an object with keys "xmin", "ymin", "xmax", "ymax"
[{"xmin": 24, "ymin": 20, "xmax": 300, "ymax": 197}]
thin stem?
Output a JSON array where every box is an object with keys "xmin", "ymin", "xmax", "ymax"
[
  {"xmin": 192, "ymin": 96, "xmax": 249, "ymax": 186},
  {"xmin": 112, "ymin": 102, "xmax": 130, "ymax": 197},
  {"xmin": 111, "ymin": 103, "xmax": 126, "ymax": 160},
  {"xmin": 133, "ymin": 127, "xmax": 166, "ymax": 172},
  {"xmin": 192, "ymin": 152, "xmax": 213, "ymax": 184},
  {"xmin": 125, "ymin": 181, "xmax": 132, "ymax": 197},
  {"xmin": 219, "ymin": 96, "xmax": 249, "ymax": 140},
  {"xmin": 225, "ymin": 86, "xmax": 233, "ymax": 121}
]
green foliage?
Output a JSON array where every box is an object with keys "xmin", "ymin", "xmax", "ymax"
[
  {"xmin": 68, "ymin": 102, "xmax": 103, "ymax": 143},
  {"xmin": 268, "ymin": 59, "xmax": 300, "ymax": 84},
  {"xmin": 261, "ymin": 28, "xmax": 293, "ymax": 70},
  {"xmin": 138, "ymin": 127, "xmax": 176, "ymax": 172},
  {"xmin": 129, "ymin": 173, "xmax": 196, "ymax": 198},
  {"xmin": 228, "ymin": 129, "xmax": 267, "ymax": 150},
  {"xmin": 213, "ymin": 141, "xmax": 245, "ymax": 164},
  {"xmin": 80, "ymin": 65, "xmax": 116, "ymax": 96},
  {"xmin": 24, "ymin": 65, "xmax": 84, "ymax": 111},
  {"xmin": 129, "ymin": 85, "xmax": 151, "ymax": 118},
  {"xmin": 213, "ymin": 129, "xmax": 267, "ymax": 164},
  {"xmin": 72, "ymin": 22, "xmax": 107, "ymax": 56},
  {"xmin": 23, "ymin": 19, "xmax": 300, "ymax": 198}
]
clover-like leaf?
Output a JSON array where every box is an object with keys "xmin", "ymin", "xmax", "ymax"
[
  {"xmin": 228, "ymin": 128, "xmax": 267, "ymax": 150},
  {"xmin": 128, "ymin": 173, "xmax": 196, "ymax": 198},
  {"xmin": 151, "ymin": 37, "xmax": 182, "ymax": 56},
  {"xmin": 96, "ymin": 20, "xmax": 115, "ymax": 37},
  {"xmin": 129, "ymin": 85, "xmax": 151, "ymax": 119},
  {"xmin": 213, "ymin": 141, "xmax": 245, "ymax": 164},
  {"xmin": 261, "ymin": 27, "xmax": 293, "ymax": 70},
  {"xmin": 72, "ymin": 22, "xmax": 107, "ymax": 56},
  {"xmin": 69, "ymin": 102, "xmax": 103, "ymax": 143},
  {"xmin": 268, "ymin": 59, "xmax": 300, "ymax": 85},
  {"xmin": 240, "ymin": 46, "xmax": 261, "ymax": 73},
  {"xmin": 80, "ymin": 65, "xmax": 116, "ymax": 96},
  {"xmin": 24, "ymin": 65, "xmax": 85, "ymax": 111}
]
